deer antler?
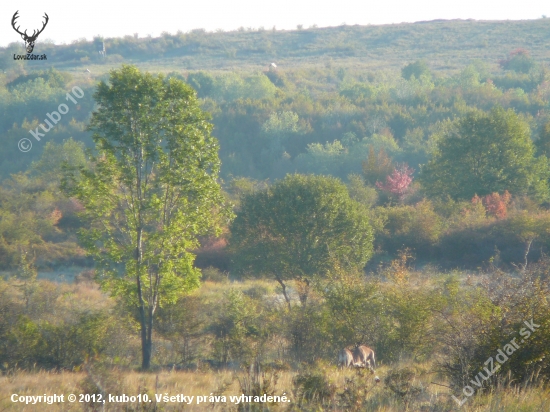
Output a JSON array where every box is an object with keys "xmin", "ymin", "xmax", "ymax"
[
  {"xmin": 28, "ymin": 13, "xmax": 49, "ymax": 41},
  {"xmin": 11, "ymin": 11, "xmax": 26, "ymax": 37},
  {"xmin": 11, "ymin": 11, "xmax": 49, "ymax": 41}
]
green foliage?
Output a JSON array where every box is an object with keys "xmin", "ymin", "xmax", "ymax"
[
  {"xmin": 264, "ymin": 69, "xmax": 287, "ymax": 88},
  {"xmin": 226, "ymin": 177, "xmax": 269, "ymax": 201},
  {"xmin": 536, "ymin": 119, "xmax": 550, "ymax": 157},
  {"xmin": 339, "ymin": 82, "xmax": 376, "ymax": 101},
  {"xmin": 0, "ymin": 172, "xmax": 83, "ymax": 269},
  {"xmin": 493, "ymin": 68, "xmax": 546, "ymax": 93},
  {"xmin": 262, "ymin": 110, "xmax": 302, "ymax": 136},
  {"xmin": 210, "ymin": 288, "xmax": 264, "ymax": 365},
  {"xmin": 293, "ymin": 364, "xmax": 337, "ymax": 406},
  {"xmin": 204, "ymin": 72, "xmax": 278, "ymax": 102},
  {"xmin": 323, "ymin": 271, "xmax": 384, "ymax": 350},
  {"xmin": 7, "ymin": 68, "xmax": 72, "ymax": 90},
  {"xmin": 155, "ymin": 293, "xmax": 208, "ymax": 366},
  {"xmin": 499, "ymin": 49, "xmax": 536, "ymax": 74},
  {"xmin": 295, "ymin": 134, "xmax": 401, "ymax": 180},
  {"xmin": 376, "ymin": 201, "xmax": 443, "ymax": 257},
  {"xmin": 384, "ymin": 367, "xmax": 425, "ymax": 408},
  {"xmin": 30, "ymin": 138, "xmax": 87, "ymax": 185},
  {"xmin": 230, "ymin": 174, "xmax": 374, "ymax": 306},
  {"xmin": 294, "ymin": 140, "xmax": 347, "ymax": 176},
  {"xmin": 286, "ymin": 301, "xmax": 333, "ymax": 361},
  {"xmin": 0, "ymin": 78, "xmax": 94, "ymax": 179},
  {"xmin": 381, "ymin": 258, "xmax": 437, "ymax": 360},
  {"xmin": 421, "ymin": 107, "xmax": 550, "ymax": 200},
  {"xmin": 62, "ymin": 65, "xmax": 232, "ymax": 369},
  {"xmin": 454, "ymin": 64, "xmax": 482, "ymax": 89},
  {"xmin": 0, "ymin": 278, "xmax": 126, "ymax": 370},
  {"xmin": 186, "ymin": 71, "xmax": 214, "ymax": 98},
  {"xmin": 9, "ymin": 78, "xmax": 64, "ymax": 103},
  {"xmin": 261, "ymin": 110, "xmax": 305, "ymax": 151},
  {"xmin": 434, "ymin": 264, "xmax": 550, "ymax": 391},
  {"xmin": 346, "ymin": 174, "xmax": 378, "ymax": 207},
  {"xmin": 362, "ymin": 145, "xmax": 395, "ymax": 186},
  {"xmin": 401, "ymin": 60, "xmax": 431, "ymax": 80}
]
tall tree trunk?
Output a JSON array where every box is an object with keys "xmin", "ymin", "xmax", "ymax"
[
  {"xmin": 137, "ymin": 275, "xmax": 150, "ymax": 370},
  {"xmin": 276, "ymin": 276, "xmax": 291, "ymax": 311},
  {"xmin": 144, "ymin": 306, "xmax": 154, "ymax": 369},
  {"xmin": 136, "ymin": 221, "xmax": 150, "ymax": 369},
  {"xmin": 142, "ymin": 330, "xmax": 152, "ymax": 370}
]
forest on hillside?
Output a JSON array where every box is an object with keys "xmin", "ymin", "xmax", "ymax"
[{"xmin": 3, "ymin": 47, "xmax": 550, "ymax": 269}]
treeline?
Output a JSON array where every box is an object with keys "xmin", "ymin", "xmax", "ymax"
[{"xmin": 2, "ymin": 19, "xmax": 550, "ymax": 70}]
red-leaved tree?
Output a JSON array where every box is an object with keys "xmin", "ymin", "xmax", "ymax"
[
  {"xmin": 498, "ymin": 49, "xmax": 534, "ymax": 73},
  {"xmin": 376, "ymin": 164, "xmax": 414, "ymax": 200},
  {"xmin": 471, "ymin": 190, "xmax": 511, "ymax": 219}
]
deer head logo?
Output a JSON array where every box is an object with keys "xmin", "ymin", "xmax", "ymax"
[{"xmin": 11, "ymin": 11, "xmax": 49, "ymax": 54}]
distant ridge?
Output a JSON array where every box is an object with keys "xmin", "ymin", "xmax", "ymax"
[
  {"xmin": 3, "ymin": 19, "xmax": 550, "ymax": 72},
  {"xmin": 414, "ymin": 19, "xmax": 470, "ymax": 24}
]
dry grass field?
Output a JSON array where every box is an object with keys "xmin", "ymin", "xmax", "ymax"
[
  {"xmin": 1, "ymin": 363, "xmax": 550, "ymax": 411},
  {"xmin": 1, "ymin": 269, "xmax": 550, "ymax": 411}
]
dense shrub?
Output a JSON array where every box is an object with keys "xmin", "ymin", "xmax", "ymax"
[
  {"xmin": 401, "ymin": 60, "xmax": 431, "ymax": 80},
  {"xmin": 0, "ymin": 278, "xmax": 130, "ymax": 370},
  {"xmin": 293, "ymin": 364, "xmax": 337, "ymax": 407},
  {"xmin": 374, "ymin": 200, "xmax": 443, "ymax": 258}
]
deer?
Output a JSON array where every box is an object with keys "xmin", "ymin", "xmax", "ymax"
[
  {"xmin": 338, "ymin": 347, "xmax": 355, "ymax": 369},
  {"xmin": 12, "ymin": 11, "xmax": 49, "ymax": 54},
  {"xmin": 353, "ymin": 344, "xmax": 376, "ymax": 371}
]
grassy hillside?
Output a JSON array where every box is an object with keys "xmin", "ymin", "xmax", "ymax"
[{"xmin": 3, "ymin": 19, "xmax": 550, "ymax": 73}]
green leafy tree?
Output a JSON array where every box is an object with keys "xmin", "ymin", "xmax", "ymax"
[
  {"xmin": 294, "ymin": 140, "xmax": 346, "ymax": 176},
  {"xmin": 230, "ymin": 174, "xmax": 374, "ymax": 308},
  {"xmin": 63, "ymin": 65, "xmax": 231, "ymax": 369},
  {"xmin": 536, "ymin": 120, "xmax": 550, "ymax": 157},
  {"xmin": 30, "ymin": 138, "xmax": 87, "ymax": 185},
  {"xmin": 420, "ymin": 107, "xmax": 549, "ymax": 200},
  {"xmin": 260, "ymin": 111, "xmax": 308, "ymax": 177},
  {"xmin": 226, "ymin": 177, "xmax": 269, "ymax": 209},
  {"xmin": 401, "ymin": 60, "xmax": 431, "ymax": 80},
  {"xmin": 362, "ymin": 145, "xmax": 394, "ymax": 186},
  {"xmin": 339, "ymin": 82, "xmax": 375, "ymax": 101},
  {"xmin": 186, "ymin": 71, "xmax": 214, "ymax": 98},
  {"xmin": 210, "ymin": 288, "xmax": 262, "ymax": 365},
  {"xmin": 346, "ymin": 174, "xmax": 378, "ymax": 207},
  {"xmin": 323, "ymin": 271, "xmax": 384, "ymax": 349},
  {"xmin": 499, "ymin": 49, "xmax": 536, "ymax": 74}
]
